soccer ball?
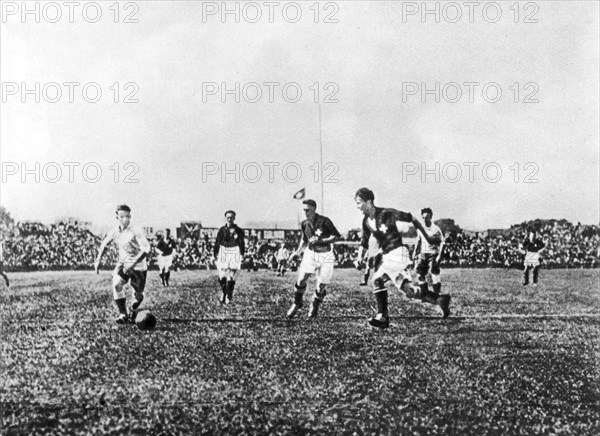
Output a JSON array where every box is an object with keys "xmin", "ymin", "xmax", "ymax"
[{"xmin": 135, "ymin": 310, "xmax": 157, "ymax": 331}]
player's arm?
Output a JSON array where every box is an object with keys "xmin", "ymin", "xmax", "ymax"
[
  {"xmin": 413, "ymin": 232, "xmax": 422, "ymax": 261},
  {"xmin": 293, "ymin": 226, "xmax": 308, "ymax": 258},
  {"xmin": 213, "ymin": 228, "xmax": 223, "ymax": 258},
  {"xmin": 355, "ymin": 219, "xmax": 370, "ymax": 267},
  {"xmin": 436, "ymin": 229, "xmax": 445, "ymax": 263},
  {"xmin": 409, "ymin": 214, "xmax": 438, "ymax": 246},
  {"xmin": 238, "ymin": 227, "xmax": 246, "ymax": 256},
  {"xmin": 94, "ymin": 231, "xmax": 114, "ymax": 273}
]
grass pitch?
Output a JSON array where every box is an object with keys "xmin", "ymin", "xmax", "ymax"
[{"xmin": 1, "ymin": 268, "xmax": 599, "ymax": 435}]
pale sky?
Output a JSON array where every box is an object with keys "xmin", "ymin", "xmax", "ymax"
[{"xmin": 1, "ymin": 1, "xmax": 598, "ymax": 232}]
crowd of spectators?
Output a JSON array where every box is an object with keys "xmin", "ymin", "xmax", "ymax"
[
  {"xmin": 443, "ymin": 220, "xmax": 600, "ymax": 269},
  {"xmin": 1, "ymin": 219, "xmax": 598, "ymax": 272}
]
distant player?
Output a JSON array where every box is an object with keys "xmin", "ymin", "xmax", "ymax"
[
  {"xmin": 287, "ymin": 199, "xmax": 341, "ymax": 319},
  {"xmin": 354, "ymin": 188, "xmax": 451, "ymax": 329},
  {"xmin": 522, "ymin": 227, "xmax": 545, "ymax": 286},
  {"xmin": 94, "ymin": 204, "xmax": 151, "ymax": 324},
  {"xmin": 155, "ymin": 229, "xmax": 177, "ymax": 287},
  {"xmin": 0, "ymin": 240, "xmax": 9, "ymax": 287},
  {"xmin": 213, "ymin": 210, "xmax": 245, "ymax": 304},
  {"xmin": 276, "ymin": 244, "xmax": 290, "ymax": 276},
  {"xmin": 413, "ymin": 207, "xmax": 447, "ymax": 305}
]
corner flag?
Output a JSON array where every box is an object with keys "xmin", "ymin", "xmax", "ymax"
[{"xmin": 293, "ymin": 188, "xmax": 305, "ymax": 200}]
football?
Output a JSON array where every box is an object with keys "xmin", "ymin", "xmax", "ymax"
[{"xmin": 135, "ymin": 310, "xmax": 157, "ymax": 331}]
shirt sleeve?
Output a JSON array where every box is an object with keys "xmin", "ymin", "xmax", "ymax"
[
  {"xmin": 360, "ymin": 218, "xmax": 370, "ymax": 250},
  {"xmin": 301, "ymin": 222, "xmax": 308, "ymax": 243},
  {"xmin": 238, "ymin": 227, "xmax": 246, "ymax": 255},
  {"xmin": 214, "ymin": 228, "xmax": 223, "ymax": 257},
  {"xmin": 392, "ymin": 210, "xmax": 413, "ymax": 223},
  {"xmin": 325, "ymin": 218, "xmax": 341, "ymax": 238}
]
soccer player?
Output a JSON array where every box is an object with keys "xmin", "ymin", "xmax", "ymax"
[
  {"xmin": 0, "ymin": 240, "xmax": 9, "ymax": 287},
  {"xmin": 155, "ymin": 229, "xmax": 177, "ymax": 287},
  {"xmin": 213, "ymin": 210, "xmax": 245, "ymax": 304},
  {"xmin": 287, "ymin": 199, "xmax": 341, "ymax": 319},
  {"xmin": 522, "ymin": 227, "xmax": 545, "ymax": 286},
  {"xmin": 94, "ymin": 204, "xmax": 151, "ymax": 324},
  {"xmin": 276, "ymin": 244, "xmax": 290, "ymax": 276},
  {"xmin": 413, "ymin": 207, "xmax": 446, "ymax": 304},
  {"xmin": 354, "ymin": 188, "xmax": 451, "ymax": 329}
]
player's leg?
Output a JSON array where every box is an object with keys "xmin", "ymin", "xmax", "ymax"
[
  {"xmin": 216, "ymin": 255, "xmax": 228, "ymax": 303},
  {"xmin": 523, "ymin": 264, "xmax": 531, "ymax": 285},
  {"xmin": 532, "ymin": 264, "xmax": 540, "ymax": 285},
  {"xmin": 287, "ymin": 253, "xmax": 313, "ymax": 318},
  {"xmin": 130, "ymin": 270, "xmax": 147, "ymax": 312},
  {"xmin": 361, "ymin": 257, "xmax": 372, "ymax": 286},
  {"xmin": 309, "ymin": 252, "xmax": 334, "ymax": 318},
  {"xmin": 415, "ymin": 255, "xmax": 430, "ymax": 297},
  {"xmin": 224, "ymin": 248, "xmax": 242, "ymax": 303},
  {"xmin": 157, "ymin": 256, "xmax": 166, "ymax": 286},
  {"xmin": 164, "ymin": 255, "xmax": 172, "ymax": 286},
  {"xmin": 369, "ymin": 270, "xmax": 391, "ymax": 329},
  {"xmin": 225, "ymin": 268, "xmax": 238, "ymax": 303},
  {"xmin": 112, "ymin": 273, "xmax": 130, "ymax": 324}
]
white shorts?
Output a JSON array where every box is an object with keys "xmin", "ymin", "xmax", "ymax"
[
  {"xmin": 524, "ymin": 252, "xmax": 541, "ymax": 267},
  {"xmin": 298, "ymin": 248, "xmax": 334, "ymax": 285},
  {"xmin": 372, "ymin": 246, "xmax": 413, "ymax": 287},
  {"xmin": 157, "ymin": 254, "xmax": 173, "ymax": 270},
  {"xmin": 216, "ymin": 246, "xmax": 242, "ymax": 273}
]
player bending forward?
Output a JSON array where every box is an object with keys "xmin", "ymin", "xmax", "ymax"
[
  {"xmin": 354, "ymin": 188, "xmax": 451, "ymax": 329},
  {"xmin": 213, "ymin": 210, "xmax": 245, "ymax": 304},
  {"xmin": 287, "ymin": 199, "xmax": 341, "ymax": 319},
  {"xmin": 413, "ymin": 207, "xmax": 449, "ymax": 307},
  {"xmin": 95, "ymin": 204, "xmax": 151, "ymax": 324}
]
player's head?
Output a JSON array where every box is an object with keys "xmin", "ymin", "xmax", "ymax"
[
  {"xmin": 421, "ymin": 207, "xmax": 433, "ymax": 225},
  {"xmin": 225, "ymin": 210, "xmax": 236, "ymax": 225},
  {"xmin": 354, "ymin": 188, "xmax": 375, "ymax": 214},
  {"xmin": 527, "ymin": 226, "xmax": 536, "ymax": 239},
  {"xmin": 302, "ymin": 199, "xmax": 317, "ymax": 219},
  {"xmin": 155, "ymin": 230, "xmax": 164, "ymax": 240},
  {"xmin": 115, "ymin": 204, "xmax": 131, "ymax": 228}
]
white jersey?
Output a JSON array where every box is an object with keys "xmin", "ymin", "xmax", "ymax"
[
  {"xmin": 277, "ymin": 247, "xmax": 290, "ymax": 261},
  {"xmin": 106, "ymin": 224, "xmax": 151, "ymax": 271},
  {"xmin": 417, "ymin": 223, "xmax": 444, "ymax": 254}
]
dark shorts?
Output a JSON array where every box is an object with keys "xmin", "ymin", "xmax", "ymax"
[
  {"xmin": 117, "ymin": 268, "xmax": 147, "ymax": 294},
  {"xmin": 278, "ymin": 260, "xmax": 288, "ymax": 267},
  {"xmin": 416, "ymin": 253, "xmax": 441, "ymax": 277}
]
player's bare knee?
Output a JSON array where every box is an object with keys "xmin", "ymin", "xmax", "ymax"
[{"xmin": 431, "ymin": 274, "xmax": 441, "ymax": 284}]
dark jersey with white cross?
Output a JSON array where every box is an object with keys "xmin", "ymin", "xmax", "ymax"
[
  {"xmin": 301, "ymin": 214, "xmax": 341, "ymax": 253},
  {"xmin": 361, "ymin": 207, "xmax": 413, "ymax": 255},
  {"xmin": 523, "ymin": 237, "xmax": 545, "ymax": 253},
  {"xmin": 214, "ymin": 224, "xmax": 245, "ymax": 256}
]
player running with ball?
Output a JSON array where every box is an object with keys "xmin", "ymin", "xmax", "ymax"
[
  {"xmin": 95, "ymin": 204, "xmax": 151, "ymax": 324},
  {"xmin": 354, "ymin": 188, "xmax": 451, "ymax": 329}
]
